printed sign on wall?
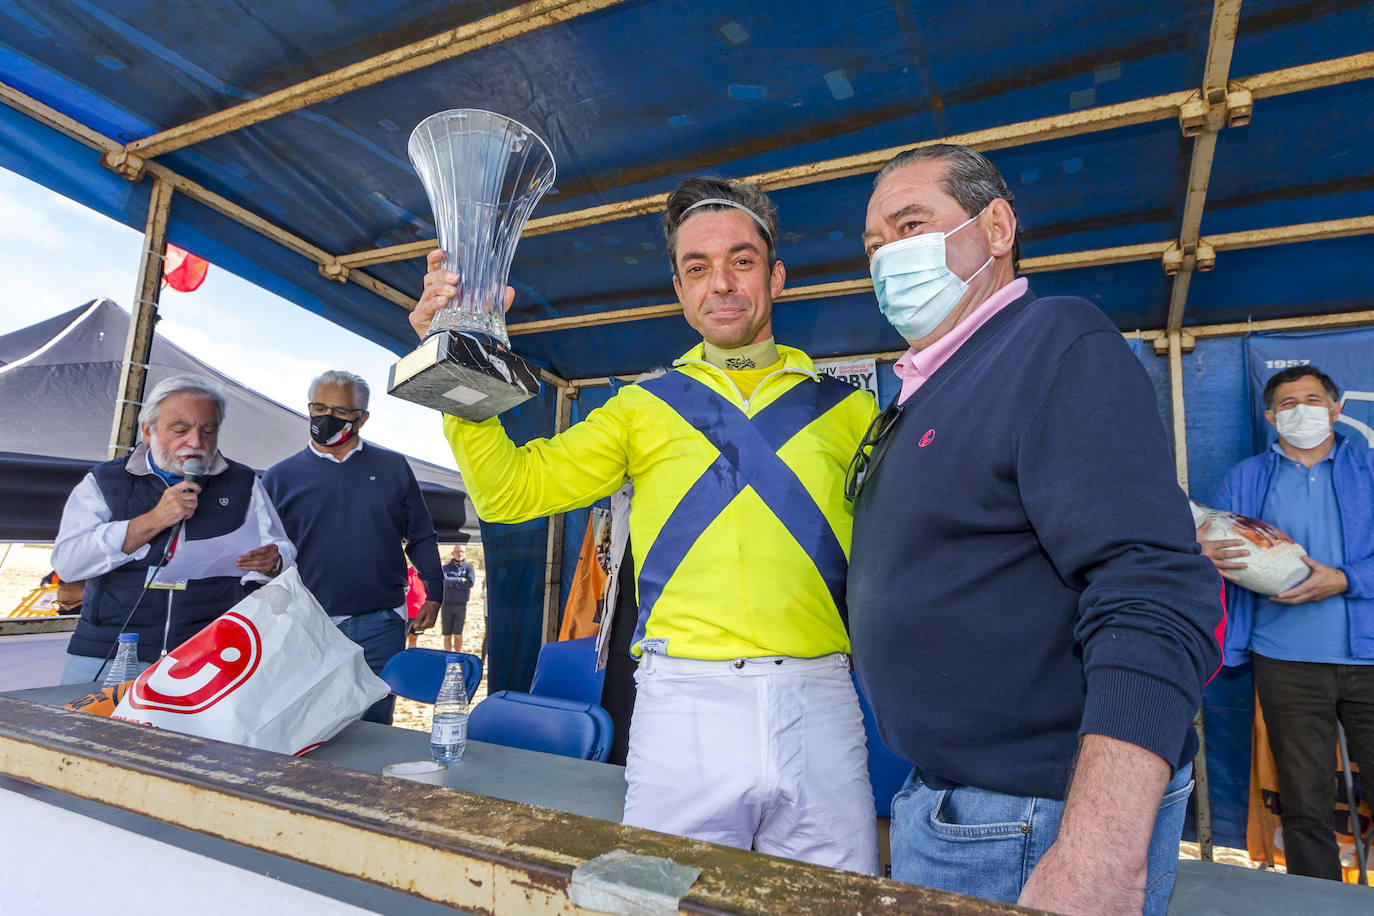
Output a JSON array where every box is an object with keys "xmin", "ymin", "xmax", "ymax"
[{"xmin": 814, "ymin": 357, "xmax": 879, "ymax": 399}]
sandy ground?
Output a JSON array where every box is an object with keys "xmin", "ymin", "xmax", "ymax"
[
  {"xmin": 0, "ymin": 543, "xmax": 59, "ymax": 613},
  {"xmin": 1179, "ymin": 841, "xmax": 1267, "ymax": 870},
  {"xmin": 391, "ymin": 570, "xmax": 489, "ymax": 734}
]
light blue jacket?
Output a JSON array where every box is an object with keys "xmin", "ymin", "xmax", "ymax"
[{"xmin": 1213, "ymin": 432, "xmax": 1374, "ymax": 665}]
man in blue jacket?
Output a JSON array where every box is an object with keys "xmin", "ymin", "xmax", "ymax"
[
  {"xmin": 847, "ymin": 144, "xmax": 1223, "ymax": 915},
  {"xmin": 1200, "ymin": 364, "xmax": 1374, "ymax": 880}
]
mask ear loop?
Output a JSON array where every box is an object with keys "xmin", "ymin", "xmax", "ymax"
[
  {"xmin": 945, "ymin": 207, "xmax": 984, "ymax": 239},
  {"xmin": 947, "ymin": 206, "xmax": 994, "ymax": 284},
  {"xmin": 962, "ymin": 256, "xmax": 994, "ymax": 285}
]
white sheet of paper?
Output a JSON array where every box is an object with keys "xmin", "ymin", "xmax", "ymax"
[{"xmin": 154, "ymin": 521, "xmax": 263, "ymax": 583}]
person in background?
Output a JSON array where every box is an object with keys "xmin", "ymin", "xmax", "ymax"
[
  {"xmin": 53, "ymin": 578, "xmax": 84, "ymax": 615},
  {"xmin": 1200, "ymin": 364, "xmax": 1374, "ymax": 880},
  {"xmin": 52, "ymin": 375, "xmax": 293, "ymax": 684},
  {"xmin": 846, "ymin": 144, "xmax": 1223, "ymax": 915},
  {"xmin": 405, "ymin": 561, "xmax": 427, "ymax": 649},
  {"xmin": 263, "ymin": 369, "xmax": 443, "ymax": 724},
  {"xmin": 440, "ymin": 545, "xmax": 476, "ymax": 653}
]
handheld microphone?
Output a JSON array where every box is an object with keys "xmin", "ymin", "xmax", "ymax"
[{"xmin": 162, "ymin": 456, "xmax": 206, "ymax": 560}]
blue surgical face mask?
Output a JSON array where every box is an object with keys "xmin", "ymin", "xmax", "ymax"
[{"xmin": 870, "ymin": 208, "xmax": 992, "ymax": 342}]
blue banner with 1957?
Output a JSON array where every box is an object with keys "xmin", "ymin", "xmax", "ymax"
[{"xmin": 1244, "ymin": 328, "xmax": 1374, "ymax": 454}]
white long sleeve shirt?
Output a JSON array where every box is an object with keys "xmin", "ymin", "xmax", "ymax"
[{"xmin": 51, "ymin": 453, "xmax": 296, "ymax": 585}]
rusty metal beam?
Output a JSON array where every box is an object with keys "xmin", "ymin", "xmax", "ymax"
[
  {"xmin": 340, "ymin": 50, "xmax": 1374, "ymax": 270},
  {"xmin": 0, "ymin": 81, "xmax": 115, "ymax": 152},
  {"xmin": 0, "ymin": 697, "xmax": 1016, "ymax": 915},
  {"xmin": 340, "ymin": 89, "xmax": 1198, "ymax": 268},
  {"xmin": 0, "ymin": 81, "xmax": 416, "ymax": 314},
  {"xmin": 1139, "ymin": 308, "xmax": 1374, "ymax": 345},
  {"xmin": 1241, "ymin": 50, "xmax": 1374, "ymax": 99},
  {"xmin": 510, "ymin": 209, "xmax": 1372, "ymax": 341},
  {"xmin": 124, "ymin": 0, "xmax": 630, "ymax": 161},
  {"xmin": 1201, "ymin": 0, "xmax": 1243, "ymax": 93},
  {"xmin": 107, "ymin": 177, "xmax": 173, "ymax": 458},
  {"xmin": 1192, "ymin": 710, "xmax": 1214, "ymax": 862},
  {"xmin": 1208, "ymin": 215, "xmax": 1374, "ymax": 251},
  {"xmin": 540, "ymin": 387, "xmax": 573, "ymax": 645},
  {"xmin": 570, "ymin": 309, "xmax": 1374, "ymax": 389},
  {"xmin": 1164, "ymin": 0, "xmax": 1244, "ymax": 335}
]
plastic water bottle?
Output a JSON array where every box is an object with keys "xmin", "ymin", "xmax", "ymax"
[
  {"xmin": 430, "ymin": 654, "xmax": 469, "ymax": 763},
  {"xmin": 103, "ymin": 633, "xmax": 140, "ymax": 688}
]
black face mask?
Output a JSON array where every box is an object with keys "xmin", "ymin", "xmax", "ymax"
[{"xmin": 310, "ymin": 414, "xmax": 356, "ymax": 447}]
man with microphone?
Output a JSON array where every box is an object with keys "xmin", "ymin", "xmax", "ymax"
[{"xmin": 52, "ymin": 375, "xmax": 295, "ymax": 684}]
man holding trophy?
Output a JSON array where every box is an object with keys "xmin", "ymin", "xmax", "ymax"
[{"xmin": 397, "ymin": 110, "xmax": 879, "ymax": 873}]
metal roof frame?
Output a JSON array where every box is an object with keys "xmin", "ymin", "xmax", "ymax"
[{"xmin": 5, "ymin": 8, "xmax": 1367, "ymax": 362}]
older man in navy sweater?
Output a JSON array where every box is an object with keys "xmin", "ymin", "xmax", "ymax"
[
  {"xmin": 263, "ymin": 370, "xmax": 444, "ymax": 724},
  {"xmin": 847, "ymin": 145, "xmax": 1223, "ymax": 915}
]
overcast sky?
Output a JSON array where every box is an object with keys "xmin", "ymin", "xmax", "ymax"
[{"xmin": 0, "ymin": 166, "xmax": 457, "ymax": 469}]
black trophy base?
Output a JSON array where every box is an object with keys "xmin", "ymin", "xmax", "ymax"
[{"xmin": 388, "ymin": 331, "xmax": 542, "ymax": 421}]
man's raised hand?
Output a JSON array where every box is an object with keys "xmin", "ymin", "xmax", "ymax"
[{"xmin": 411, "ymin": 249, "xmax": 516, "ymax": 340}]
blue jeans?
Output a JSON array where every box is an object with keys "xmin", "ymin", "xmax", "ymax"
[
  {"xmin": 336, "ymin": 610, "xmax": 405, "ymax": 724},
  {"xmin": 891, "ymin": 763, "xmax": 1194, "ymax": 915}
]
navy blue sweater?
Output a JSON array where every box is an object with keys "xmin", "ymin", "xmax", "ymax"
[
  {"xmin": 848, "ymin": 291, "xmax": 1223, "ymax": 800},
  {"xmin": 262, "ymin": 443, "xmax": 444, "ymax": 616}
]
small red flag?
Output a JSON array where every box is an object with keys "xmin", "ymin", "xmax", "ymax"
[{"xmin": 163, "ymin": 243, "xmax": 210, "ymax": 292}]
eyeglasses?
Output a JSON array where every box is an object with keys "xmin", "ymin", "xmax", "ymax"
[
  {"xmin": 844, "ymin": 397, "xmax": 904, "ymax": 503},
  {"xmin": 308, "ymin": 402, "xmax": 364, "ymax": 420}
]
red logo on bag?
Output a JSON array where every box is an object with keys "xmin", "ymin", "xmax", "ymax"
[
  {"xmin": 126, "ymin": 612, "xmax": 262, "ymax": 714},
  {"xmin": 919, "ymin": 429, "xmax": 936, "ymax": 447}
]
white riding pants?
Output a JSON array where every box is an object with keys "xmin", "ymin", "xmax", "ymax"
[{"xmin": 622, "ymin": 652, "xmax": 879, "ymax": 874}]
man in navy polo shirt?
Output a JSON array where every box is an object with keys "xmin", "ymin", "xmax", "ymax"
[
  {"xmin": 263, "ymin": 370, "xmax": 443, "ymax": 724},
  {"xmin": 846, "ymin": 144, "xmax": 1223, "ymax": 915},
  {"xmin": 1201, "ymin": 365, "xmax": 1374, "ymax": 880}
]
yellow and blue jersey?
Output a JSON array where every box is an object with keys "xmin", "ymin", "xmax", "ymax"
[{"xmin": 443, "ymin": 343, "xmax": 878, "ymax": 660}]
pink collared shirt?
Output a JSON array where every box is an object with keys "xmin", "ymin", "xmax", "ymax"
[{"xmin": 893, "ymin": 277, "xmax": 1029, "ymax": 405}]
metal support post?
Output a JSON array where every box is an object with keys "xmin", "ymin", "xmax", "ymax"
[
  {"xmin": 1338, "ymin": 722, "xmax": 1368, "ymax": 883},
  {"xmin": 1192, "ymin": 709, "xmax": 1214, "ymax": 861},
  {"xmin": 540, "ymin": 385, "xmax": 574, "ymax": 645},
  {"xmin": 1168, "ymin": 330, "xmax": 1214, "ymax": 860},
  {"xmin": 107, "ymin": 176, "xmax": 173, "ymax": 458}
]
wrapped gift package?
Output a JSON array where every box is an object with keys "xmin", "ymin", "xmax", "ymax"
[
  {"xmin": 112, "ymin": 567, "xmax": 389, "ymax": 756},
  {"xmin": 1191, "ymin": 501, "xmax": 1311, "ymax": 595}
]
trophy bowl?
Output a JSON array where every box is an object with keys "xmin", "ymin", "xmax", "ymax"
[{"xmin": 388, "ymin": 109, "xmax": 555, "ymax": 420}]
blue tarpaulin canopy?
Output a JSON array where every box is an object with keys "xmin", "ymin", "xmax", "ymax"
[
  {"xmin": 1, "ymin": 1, "xmax": 1370, "ymax": 375},
  {"xmin": 2, "ymin": 1, "xmax": 1372, "ymax": 852}
]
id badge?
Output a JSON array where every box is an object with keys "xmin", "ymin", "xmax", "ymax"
[{"xmin": 146, "ymin": 568, "xmax": 188, "ymax": 590}]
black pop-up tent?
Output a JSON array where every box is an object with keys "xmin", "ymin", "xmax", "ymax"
[{"xmin": 0, "ymin": 299, "xmax": 478, "ymax": 542}]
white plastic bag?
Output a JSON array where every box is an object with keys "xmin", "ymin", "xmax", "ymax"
[
  {"xmin": 113, "ymin": 567, "xmax": 389, "ymax": 755},
  {"xmin": 1191, "ymin": 501, "xmax": 1311, "ymax": 595}
]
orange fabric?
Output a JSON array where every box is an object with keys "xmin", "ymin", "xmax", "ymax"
[
  {"xmin": 558, "ymin": 506, "xmax": 613, "ymax": 641},
  {"xmin": 63, "ymin": 681, "xmax": 131, "ymax": 716}
]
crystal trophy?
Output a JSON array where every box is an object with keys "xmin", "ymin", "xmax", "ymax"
[{"xmin": 388, "ymin": 110, "xmax": 555, "ymax": 420}]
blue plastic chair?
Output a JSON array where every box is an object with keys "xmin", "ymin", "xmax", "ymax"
[
  {"xmin": 468, "ymin": 690, "xmax": 614, "ymax": 762},
  {"xmin": 379, "ymin": 648, "xmax": 482, "ymax": 703},
  {"xmin": 854, "ymin": 673, "xmax": 912, "ymax": 818},
  {"xmin": 529, "ymin": 636, "xmax": 605, "ymax": 704}
]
